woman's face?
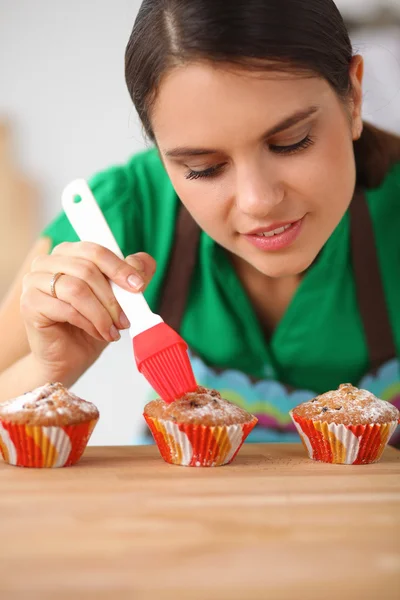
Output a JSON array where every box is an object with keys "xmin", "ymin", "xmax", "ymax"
[{"xmin": 151, "ymin": 61, "xmax": 363, "ymax": 277}]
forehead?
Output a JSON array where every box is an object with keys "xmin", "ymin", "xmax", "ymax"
[{"xmin": 151, "ymin": 62, "xmax": 334, "ymax": 144}]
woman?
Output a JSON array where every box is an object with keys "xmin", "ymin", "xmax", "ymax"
[{"xmin": 0, "ymin": 0, "xmax": 399, "ymax": 444}]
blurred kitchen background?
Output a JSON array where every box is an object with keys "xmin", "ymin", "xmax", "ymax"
[{"xmin": 1, "ymin": 0, "xmax": 399, "ymax": 445}]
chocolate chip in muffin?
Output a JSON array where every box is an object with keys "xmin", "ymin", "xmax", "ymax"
[
  {"xmin": 190, "ymin": 401, "xmax": 201, "ymax": 408},
  {"xmin": 144, "ymin": 386, "xmax": 255, "ymax": 427},
  {"xmin": 0, "ymin": 382, "xmax": 99, "ymax": 427},
  {"xmin": 292, "ymin": 384, "xmax": 400, "ymax": 426}
]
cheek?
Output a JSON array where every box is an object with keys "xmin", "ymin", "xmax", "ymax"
[
  {"xmin": 284, "ymin": 125, "xmax": 355, "ymax": 215},
  {"xmin": 317, "ymin": 128, "xmax": 356, "ymax": 214},
  {"xmin": 168, "ymin": 169, "xmax": 233, "ymax": 236}
]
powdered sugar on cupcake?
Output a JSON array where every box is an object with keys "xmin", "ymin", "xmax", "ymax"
[
  {"xmin": 293, "ymin": 383, "xmax": 399, "ymax": 425},
  {"xmin": 0, "ymin": 383, "xmax": 99, "ymax": 426},
  {"xmin": 145, "ymin": 386, "xmax": 255, "ymax": 426}
]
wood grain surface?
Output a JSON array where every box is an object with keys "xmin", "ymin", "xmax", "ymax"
[{"xmin": 0, "ymin": 444, "xmax": 399, "ymax": 600}]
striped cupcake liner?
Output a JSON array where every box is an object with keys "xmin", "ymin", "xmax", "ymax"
[
  {"xmin": 290, "ymin": 411, "xmax": 399, "ymax": 465},
  {"xmin": 0, "ymin": 419, "xmax": 98, "ymax": 468},
  {"xmin": 144, "ymin": 415, "xmax": 257, "ymax": 467}
]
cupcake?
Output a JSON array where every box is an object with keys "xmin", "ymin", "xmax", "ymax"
[
  {"xmin": 144, "ymin": 386, "xmax": 257, "ymax": 467},
  {"xmin": 290, "ymin": 383, "xmax": 399, "ymax": 465},
  {"xmin": 0, "ymin": 382, "xmax": 99, "ymax": 468}
]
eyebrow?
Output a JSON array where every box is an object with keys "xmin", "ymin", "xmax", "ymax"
[{"xmin": 164, "ymin": 105, "xmax": 319, "ymax": 159}]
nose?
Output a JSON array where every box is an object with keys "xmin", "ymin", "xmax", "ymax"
[{"xmin": 235, "ymin": 161, "xmax": 283, "ymax": 218}]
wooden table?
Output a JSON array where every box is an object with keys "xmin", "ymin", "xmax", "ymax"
[{"xmin": 0, "ymin": 444, "xmax": 399, "ymax": 600}]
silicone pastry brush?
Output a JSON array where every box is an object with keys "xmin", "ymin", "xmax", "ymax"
[{"xmin": 62, "ymin": 179, "xmax": 197, "ymax": 403}]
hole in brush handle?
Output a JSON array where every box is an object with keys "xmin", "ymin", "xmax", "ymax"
[
  {"xmin": 62, "ymin": 179, "xmax": 124, "ymax": 258},
  {"xmin": 63, "ymin": 179, "xmax": 163, "ymax": 335}
]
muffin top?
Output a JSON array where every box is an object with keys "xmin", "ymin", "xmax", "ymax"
[
  {"xmin": 0, "ymin": 383, "xmax": 99, "ymax": 426},
  {"xmin": 292, "ymin": 383, "xmax": 399, "ymax": 425},
  {"xmin": 144, "ymin": 386, "xmax": 255, "ymax": 426}
]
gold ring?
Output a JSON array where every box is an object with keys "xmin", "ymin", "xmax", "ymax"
[{"xmin": 50, "ymin": 272, "xmax": 64, "ymax": 299}]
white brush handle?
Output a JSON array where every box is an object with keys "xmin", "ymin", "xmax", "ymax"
[{"xmin": 61, "ymin": 179, "xmax": 163, "ymax": 338}]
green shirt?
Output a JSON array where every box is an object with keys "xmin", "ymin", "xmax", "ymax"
[{"xmin": 43, "ymin": 148, "xmax": 400, "ymax": 443}]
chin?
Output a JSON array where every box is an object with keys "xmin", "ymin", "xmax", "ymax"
[{"xmin": 253, "ymin": 250, "xmax": 317, "ymax": 278}]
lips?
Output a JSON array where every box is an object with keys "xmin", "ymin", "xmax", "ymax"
[
  {"xmin": 245, "ymin": 220, "xmax": 301, "ymax": 236},
  {"xmin": 254, "ymin": 223, "xmax": 293, "ymax": 237},
  {"xmin": 242, "ymin": 217, "xmax": 305, "ymax": 251}
]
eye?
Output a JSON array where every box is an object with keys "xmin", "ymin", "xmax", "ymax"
[
  {"xmin": 269, "ymin": 134, "xmax": 315, "ymax": 155},
  {"xmin": 185, "ymin": 163, "xmax": 225, "ymax": 180}
]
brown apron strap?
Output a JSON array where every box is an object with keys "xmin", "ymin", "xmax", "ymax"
[
  {"xmin": 157, "ymin": 203, "xmax": 201, "ymax": 331},
  {"xmin": 349, "ymin": 188, "xmax": 397, "ymax": 370},
  {"xmin": 158, "ymin": 190, "xmax": 396, "ymax": 372}
]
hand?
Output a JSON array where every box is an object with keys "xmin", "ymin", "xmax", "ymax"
[{"xmin": 20, "ymin": 242, "xmax": 156, "ymax": 385}]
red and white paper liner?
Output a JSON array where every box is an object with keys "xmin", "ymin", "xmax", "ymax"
[
  {"xmin": 0, "ymin": 419, "xmax": 98, "ymax": 467},
  {"xmin": 290, "ymin": 411, "xmax": 398, "ymax": 465},
  {"xmin": 144, "ymin": 415, "xmax": 257, "ymax": 467}
]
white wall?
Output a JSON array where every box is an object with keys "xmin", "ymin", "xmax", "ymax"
[
  {"xmin": 0, "ymin": 0, "xmax": 150, "ymax": 446},
  {"xmin": 1, "ymin": 0, "xmax": 399, "ymax": 445},
  {"xmin": 0, "ymin": 0, "xmax": 145, "ymax": 224},
  {"xmin": 336, "ymin": 0, "xmax": 400, "ymax": 19}
]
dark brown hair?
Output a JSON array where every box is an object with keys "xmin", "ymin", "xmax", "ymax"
[{"xmin": 125, "ymin": 0, "xmax": 400, "ymax": 189}]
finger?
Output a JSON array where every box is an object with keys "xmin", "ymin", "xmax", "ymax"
[
  {"xmin": 50, "ymin": 242, "xmax": 146, "ymax": 292},
  {"xmin": 20, "ymin": 288, "xmax": 106, "ymax": 342},
  {"xmin": 128, "ymin": 252, "xmax": 157, "ymax": 277},
  {"xmin": 125, "ymin": 253, "xmax": 156, "ymax": 291},
  {"xmin": 24, "ymin": 272, "xmax": 121, "ymax": 343},
  {"xmin": 30, "ymin": 254, "xmax": 131, "ymax": 329}
]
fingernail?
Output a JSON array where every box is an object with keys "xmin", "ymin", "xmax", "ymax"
[
  {"xmin": 110, "ymin": 325, "xmax": 121, "ymax": 341},
  {"xmin": 119, "ymin": 312, "xmax": 131, "ymax": 329},
  {"xmin": 128, "ymin": 274, "xmax": 144, "ymax": 291}
]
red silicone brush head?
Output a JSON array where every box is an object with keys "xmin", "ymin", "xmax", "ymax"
[{"xmin": 133, "ymin": 322, "xmax": 197, "ymax": 403}]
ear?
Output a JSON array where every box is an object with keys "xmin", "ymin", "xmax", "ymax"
[{"xmin": 349, "ymin": 55, "xmax": 364, "ymax": 140}]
